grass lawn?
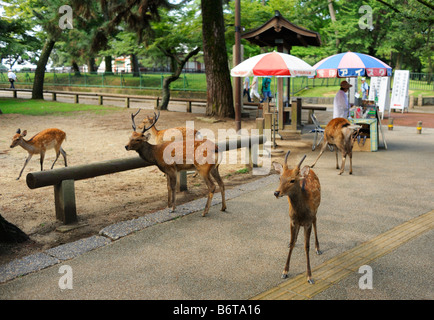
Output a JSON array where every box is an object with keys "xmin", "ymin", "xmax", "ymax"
[{"xmin": 0, "ymin": 98, "xmax": 120, "ymax": 116}]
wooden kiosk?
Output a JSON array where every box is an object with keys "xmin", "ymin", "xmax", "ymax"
[{"xmin": 242, "ymin": 11, "xmax": 321, "ymax": 138}]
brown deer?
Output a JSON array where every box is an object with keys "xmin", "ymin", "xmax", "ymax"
[
  {"xmin": 125, "ymin": 110, "xmax": 226, "ymax": 216},
  {"xmin": 137, "ymin": 111, "xmax": 201, "ymax": 144},
  {"xmin": 10, "ymin": 128, "xmax": 68, "ymax": 180},
  {"xmin": 273, "ymin": 151, "xmax": 322, "ymax": 284},
  {"xmin": 310, "ymin": 117, "xmax": 360, "ymax": 175}
]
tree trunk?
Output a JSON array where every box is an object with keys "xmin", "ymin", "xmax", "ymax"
[
  {"xmin": 105, "ymin": 56, "xmax": 113, "ymax": 74},
  {"xmin": 327, "ymin": 0, "xmax": 340, "ymax": 50},
  {"xmin": 87, "ymin": 57, "xmax": 97, "ymax": 73},
  {"xmin": 201, "ymin": 0, "xmax": 234, "ymax": 118},
  {"xmin": 0, "ymin": 214, "xmax": 29, "ymax": 243},
  {"xmin": 131, "ymin": 54, "xmax": 140, "ymax": 77},
  {"xmin": 159, "ymin": 47, "xmax": 201, "ymax": 110},
  {"xmin": 32, "ymin": 39, "xmax": 55, "ymax": 100},
  {"xmin": 72, "ymin": 60, "xmax": 81, "ymax": 76}
]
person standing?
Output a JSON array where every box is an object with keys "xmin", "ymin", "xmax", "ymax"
[
  {"xmin": 333, "ymin": 80, "xmax": 352, "ymax": 119},
  {"xmin": 243, "ymin": 77, "xmax": 252, "ymax": 102},
  {"xmin": 8, "ymin": 70, "xmax": 17, "ymax": 89},
  {"xmin": 250, "ymin": 76, "xmax": 261, "ymax": 102},
  {"xmin": 360, "ymin": 77, "xmax": 369, "ymax": 100},
  {"xmin": 260, "ymin": 76, "xmax": 272, "ymax": 103}
]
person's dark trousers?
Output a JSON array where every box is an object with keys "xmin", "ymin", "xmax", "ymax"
[
  {"xmin": 9, "ymin": 80, "xmax": 15, "ymax": 89},
  {"xmin": 243, "ymin": 89, "xmax": 252, "ymax": 102}
]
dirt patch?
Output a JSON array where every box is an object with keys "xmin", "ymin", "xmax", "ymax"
[{"xmin": 0, "ymin": 106, "xmax": 313, "ymax": 265}]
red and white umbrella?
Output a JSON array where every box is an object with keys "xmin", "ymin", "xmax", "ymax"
[{"xmin": 231, "ymin": 51, "xmax": 315, "ymax": 77}]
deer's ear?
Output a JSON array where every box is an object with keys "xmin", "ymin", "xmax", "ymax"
[
  {"xmin": 272, "ymin": 161, "xmax": 283, "ymax": 175},
  {"xmin": 22, "ymin": 130, "xmax": 27, "ymax": 136}
]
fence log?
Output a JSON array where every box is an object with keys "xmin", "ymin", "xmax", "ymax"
[{"xmin": 25, "ymin": 135, "xmax": 266, "ymax": 224}]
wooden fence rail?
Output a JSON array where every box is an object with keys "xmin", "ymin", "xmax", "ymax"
[{"xmin": 26, "ymin": 135, "xmax": 267, "ymax": 224}]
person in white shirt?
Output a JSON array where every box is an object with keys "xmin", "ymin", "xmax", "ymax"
[
  {"xmin": 8, "ymin": 70, "xmax": 17, "ymax": 89},
  {"xmin": 333, "ymin": 80, "xmax": 352, "ymax": 119},
  {"xmin": 250, "ymin": 76, "xmax": 261, "ymax": 102},
  {"xmin": 243, "ymin": 77, "xmax": 252, "ymax": 102}
]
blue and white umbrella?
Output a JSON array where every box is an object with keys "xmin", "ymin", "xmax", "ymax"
[{"xmin": 313, "ymin": 51, "xmax": 392, "ymax": 78}]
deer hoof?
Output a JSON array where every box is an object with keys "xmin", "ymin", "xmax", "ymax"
[
  {"xmin": 307, "ymin": 278, "xmax": 315, "ymax": 285},
  {"xmin": 281, "ymin": 272, "xmax": 289, "ymax": 279},
  {"xmin": 316, "ymin": 249, "xmax": 322, "ymax": 255}
]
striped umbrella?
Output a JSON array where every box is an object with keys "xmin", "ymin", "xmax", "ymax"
[
  {"xmin": 230, "ymin": 51, "xmax": 315, "ymax": 77},
  {"xmin": 313, "ymin": 51, "xmax": 392, "ymax": 78}
]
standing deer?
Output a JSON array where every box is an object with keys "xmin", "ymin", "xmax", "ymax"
[
  {"xmin": 125, "ymin": 110, "xmax": 226, "ymax": 216},
  {"xmin": 273, "ymin": 151, "xmax": 322, "ymax": 284},
  {"xmin": 310, "ymin": 117, "xmax": 360, "ymax": 175},
  {"xmin": 137, "ymin": 111, "xmax": 201, "ymax": 144},
  {"xmin": 10, "ymin": 128, "xmax": 68, "ymax": 180}
]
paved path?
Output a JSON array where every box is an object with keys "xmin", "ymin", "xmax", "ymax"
[{"xmin": 0, "ymin": 124, "xmax": 433, "ymax": 303}]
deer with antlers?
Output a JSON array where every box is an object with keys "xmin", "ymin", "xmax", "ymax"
[
  {"xmin": 10, "ymin": 128, "xmax": 68, "ymax": 180},
  {"xmin": 125, "ymin": 110, "xmax": 226, "ymax": 216},
  {"xmin": 137, "ymin": 111, "xmax": 201, "ymax": 144},
  {"xmin": 310, "ymin": 117, "xmax": 360, "ymax": 175},
  {"xmin": 273, "ymin": 151, "xmax": 322, "ymax": 284}
]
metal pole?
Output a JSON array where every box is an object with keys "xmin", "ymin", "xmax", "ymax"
[{"xmin": 234, "ymin": 0, "xmax": 242, "ymax": 132}]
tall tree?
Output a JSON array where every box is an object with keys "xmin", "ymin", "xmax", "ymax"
[{"xmin": 201, "ymin": 0, "xmax": 234, "ymax": 118}]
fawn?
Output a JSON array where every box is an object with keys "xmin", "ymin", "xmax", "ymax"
[
  {"xmin": 10, "ymin": 128, "xmax": 67, "ymax": 180},
  {"xmin": 273, "ymin": 151, "xmax": 322, "ymax": 284}
]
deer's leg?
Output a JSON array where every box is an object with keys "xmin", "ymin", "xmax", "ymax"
[
  {"xmin": 200, "ymin": 169, "xmax": 216, "ymax": 217},
  {"xmin": 40, "ymin": 151, "xmax": 45, "ymax": 171},
  {"xmin": 304, "ymin": 224, "xmax": 314, "ymax": 284},
  {"xmin": 51, "ymin": 147, "xmax": 60, "ymax": 169},
  {"xmin": 349, "ymin": 150, "xmax": 353, "ymax": 175},
  {"xmin": 339, "ymin": 152, "xmax": 347, "ymax": 175},
  {"xmin": 166, "ymin": 172, "xmax": 177, "ymax": 212},
  {"xmin": 210, "ymin": 166, "xmax": 226, "ymax": 212},
  {"xmin": 310, "ymin": 141, "xmax": 328, "ymax": 168},
  {"xmin": 335, "ymin": 148, "xmax": 340, "ymax": 169},
  {"xmin": 17, "ymin": 154, "xmax": 33, "ymax": 180},
  {"xmin": 313, "ymin": 217, "xmax": 322, "ymax": 255},
  {"xmin": 60, "ymin": 147, "xmax": 67, "ymax": 167},
  {"xmin": 282, "ymin": 223, "xmax": 300, "ymax": 279}
]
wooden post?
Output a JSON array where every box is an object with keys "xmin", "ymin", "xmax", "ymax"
[
  {"xmin": 125, "ymin": 97, "xmax": 130, "ymax": 108},
  {"xmin": 155, "ymin": 97, "xmax": 159, "ymax": 110},
  {"xmin": 98, "ymin": 95, "xmax": 103, "ymax": 105},
  {"xmin": 54, "ymin": 180, "xmax": 77, "ymax": 224},
  {"xmin": 264, "ymin": 113, "xmax": 272, "ymax": 130},
  {"xmin": 74, "ymin": 94, "xmax": 79, "ymax": 104},
  {"xmin": 409, "ymin": 96, "xmax": 414, "ymax": 109},
  {"xmin": 418, "ymin": 94, "xmax": 423, "ymax": 107},
  {"xmin": 13, "ymin": 90, "xmax": 17, "ymax": 98},
  {"xmin": 52, "ymin": 92, "xmax": 57, "ymax": 101},
  {"xmin": 177, "ymin": 171, "xmax": 187, "ymax": 192},
  {"xmin": 256, "ymin": 118, "xmax": 264, "ymax": 136},
  {"xmin": 186, "ymin": 101, "xmax": 192, "ymax": 113}
]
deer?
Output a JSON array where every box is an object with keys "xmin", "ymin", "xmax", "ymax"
[
  {"xmin": 10, "ymin": 128, "xmax": 68, "ymax": 180},
  {"xmin": 125, "ymin": 110, "xmax": 226, "ymax": 217},
  {"xmin": 137, "ymin": 111, "xmax": 201, "ymax": 144},
  {"xmin": 273, "ymin": 151, "xmax": 322, "ymax": 284},
  {"xmin": 310, "ymin": 117, "xmax": 360, "ymax": 175}
]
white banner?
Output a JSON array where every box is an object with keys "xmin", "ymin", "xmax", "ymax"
[{"xmin": 390, "ymin": 70, "xmax": 409, "ymax": 113}]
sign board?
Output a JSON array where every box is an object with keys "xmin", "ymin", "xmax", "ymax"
[
  {"xmin": 390, "ymin": 70, "xmax": 409, "ymax": 113},
  {"xmin": 369, "ymin": 77, "xmax": 390, "ymax": 119}
]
